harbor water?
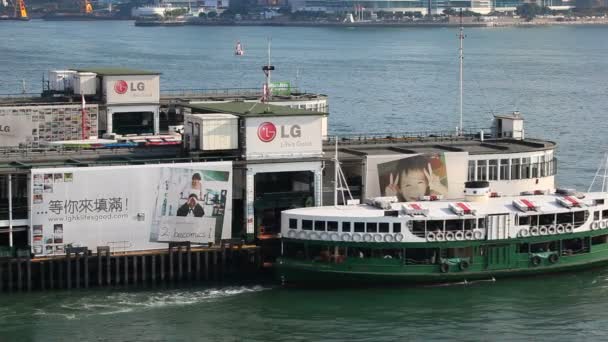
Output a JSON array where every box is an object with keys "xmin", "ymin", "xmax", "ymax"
[{"xmin": 1, "ymin": 20, "xmax": 608, "ymax": 340}]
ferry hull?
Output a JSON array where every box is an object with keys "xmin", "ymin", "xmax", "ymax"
[{"xmin": 276, "ymin": 248, "xmax": 608, "ymax": 287}]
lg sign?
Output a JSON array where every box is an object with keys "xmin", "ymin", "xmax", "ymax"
[
  {"xmin": 257, "ymin": 122, "xmax": 301, "ymax": 143},
  {"xmin": 114, "ymin": 80, "xmax": 146, "ymax": 95}
]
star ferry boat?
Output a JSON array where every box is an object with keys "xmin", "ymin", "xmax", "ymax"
[{"xmin": 277, "ymin": 183, "xmax": 608, "ymax": 286}]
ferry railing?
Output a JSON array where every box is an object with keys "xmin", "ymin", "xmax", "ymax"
[
  {"xmin": 161, "ymin": 87, "xmax": 304, "ymax": 98},
  {"xmin": 323, "ymin": 127, "xmax": 493, "ymax": 145}
]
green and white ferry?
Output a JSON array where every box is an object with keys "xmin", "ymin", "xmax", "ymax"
[{"xmin": 277, "ymin": 181, "xmax": 608, "ymax": 286}]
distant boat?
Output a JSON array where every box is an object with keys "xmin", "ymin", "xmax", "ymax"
[{"xmin": 235, "ymin": 41, "xmax": 244, "ymax": 56}]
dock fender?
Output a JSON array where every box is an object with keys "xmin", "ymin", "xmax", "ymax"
[
  {"xmin": 373, "ymin": 234, "xmax": 383, "ymax": 242},
  {"xmin": 352, "ymin": 233, "xmax": 362, "ymax": 242},
  {"xmin": 287, "ymin": 230, "xmax": 297, "ymax": 238},
  {"xmin": 464, "ymin": 231, "xmax": 474, "ymax": 240},
  {"xmin": 549, "ymin": 253, "xmax": 559, "ymax": 264},
  {"xmin": 459, "ymin": 259, "xmax": 470, "ymax": 271},
  {"xmin": 341, "ymin": 233, "xmax": 352, "ymax": 242},
  {"xmin": 455, "ymin": 231, "xmax": 465, "ymax": 241},
  {"xmin": 435, "ymin": 232, "xmax": 445, "ymax": 242},
  {"xmin": 394, "ymin": 233, "xmax": 405, "ymax": 242},
  {"xmin": 384, "ymin": 234, "xmax": 394, "ymax": 242},
  {"xmin": 320, "ymin": 232, "xmax": 329, "ymax": 241},
  {"xmin": 539, "ymin": 226, "xmax": 548, "ymax": 235},
  {"xmin": 565, "ymin": 224, "xmax": 574, "ymax": 233},
  {"xmin": 556, "ymin": 225, "xmax": 565, "ymax": 234},
  {"xmin": 473, "ymin": 230, "xmax": 484, "ymax": 240},
  {"xmin": 548, "ymin": 226, "xmax": 556, "ymax": 235},
  {"xmin": 518, "ymin": 228, "xmax": 529, "ymax": 238},
  {"xmin": 531, "ymin": 255, "xmax": 542, "ymax": 266},
  {"xmin": 601, "ymin": 220, "xmax": 608, "ymax": 229},
  {"xmin": 330, "ymin": 233, "xmax": 340, "ymax": 241},
  {"xmin": 445, "ymin": 232, "xmax": 455, "ymax": 241},
  {"xmin": 530, "ymin": 227, "xmax": 540, "ymax": 236},
  {"xmin": 363, "ymin": 233, "xmax": 373, "ymax": 242}
]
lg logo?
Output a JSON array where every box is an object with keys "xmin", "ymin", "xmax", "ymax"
[
  {"xmin": 257, "ymin": 122, "xmax": 302, "ymax": 143},
  {"xmin": 0, "ymin": 125, "xmax": 10, "ymax": 133},
  {"xmin": 114, "ymin": 80, "xmax": 146, "ymax": 95}
]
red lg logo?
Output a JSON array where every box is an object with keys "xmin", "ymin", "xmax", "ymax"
[
  {"xmin": 114, "ymin": 80, "xmax": 128, "ymax": 94},
  {"xmin": 257, "ymin": 122, "xmax": 276, "ymax": 142}
]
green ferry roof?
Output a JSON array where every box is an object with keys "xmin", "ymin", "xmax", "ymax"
[
  {"xmin": 185, "ymin": 102, "xmax": 325, "ymax": 117},
  {"xmin": 74, "ymin": 67, "xmax": 160, "ymax": 76}
]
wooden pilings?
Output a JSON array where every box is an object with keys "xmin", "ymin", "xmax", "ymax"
[{"xmin": 0, "ymin": 243, "xmax": 260, "ymax": 292}]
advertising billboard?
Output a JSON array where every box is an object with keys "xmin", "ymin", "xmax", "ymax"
[
  {"xmin": 245, "ymin": 116, "xmax": 323, "ymax": 160},
  {"xmin": 30, "ymin": 162, "xmax": 232, "ymax": 256},
  {"xmin": 103, "ymin": 75, "xmax": 160, "ymax": 105},
  {"xmin": 365, "ymin": 152, "xmax": 468, "ymax": 201},
  {"xmin": 0, "ymin": 104, "xmax": 99, "ymax": 147}
]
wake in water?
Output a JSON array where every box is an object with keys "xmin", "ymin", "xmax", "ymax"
[
  {"xmin": 30, "ymin": 285, "xmax": 272, "ymax": 320},
  {"xmin": 426, "ymin": 277, "xmax": 496, "ymax": 288}
]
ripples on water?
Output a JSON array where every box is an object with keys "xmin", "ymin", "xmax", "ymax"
[{"xmin": 1, "ymin": 22, "xmax": 608, "ymax": 340}]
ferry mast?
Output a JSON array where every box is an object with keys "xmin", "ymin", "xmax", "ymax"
[{"xmin": 458, "ymin": 10, "xmax": 464, "ymax": 136}]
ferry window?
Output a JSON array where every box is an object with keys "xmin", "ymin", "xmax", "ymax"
[
  {"xmin": 531, "ymin": 156, "xmax": 539, "ymax": 178},
  {"xmin": 354, "ymin": 222, "xmax": 365, "ymax": 233},
  {"xmin": 573, "ymin": 211, "xmax": 586, "ymax": 224},
  {"xmin": 540, "ymin": 155, "xmax": 546, "ymax": 177},
  {"xmin": 522, "ymin": 157, "xmax": 531, "ymax": 179},
  {"xmin": 366, "ymin": 222, "xmax": 378, "ymax": 233},
  {"xmin": 289, "ymin": 219, "xmax": 298, "ymax": 229},
  {"xmin": 592, "ymin": 235, "xmax": 608, "ymax": 245},
  {"xmin": 468, "ymin": 160, "xmax": 475, "ymax": 181},
  {"xmin": 602, "ymin": 209, "xmax": 608, "ymax": 219},
  {"xmin": 518, "ymin": 216, "xmax": 530, "ymax": 226},
  {"xmin": 595, "ymin": 199, "xmax": 604, "ymax": 205},
  {"xmin": 478, "ymin": 218, "xmax": 486, "ymax": 229},
  {"xmin": 342, "ymin": 222, "xmax": 351, "ymax": 232},
  {"xmin": 379, "ymin": 222, "xmax": 390, "ymax": 233},
  {"xmin": 511, "ymin": 158, "xmax": 521, "ymax": 179},
  {"xmin": 393, "ymin": 223, "xmax": 402, "ymax": 233},
  {"xmin": 500, "ymin": 159, "xmax": 509, "ymax": 180},
  {"xmin": 477, "ymin": 160, "xmax": 487, "ymax": 181},
  {"xmin": 518, "ymin": 243, "xmax": 529, "ymax": 253},
  {"xmin": 464, "ymin": 219, "xmax": 476, "ymax": 230},
  {"xmin": 427, "ymin": 220, "xmax": 444, "ymax": 232},
  {"xmin": 539, "ymin": 214, "xmax": 555, "ymax": 225},
  {"xmin": 488, "ymin": 160, "xmax": 498, "ymax": 181},
  {"xmin": 411, "ymin": 221, "xmax": 425, "ymax": 234},
  {"xmin": 594, "ymin": 211, "xmax": 600, "ymax": 220},
  {"xmin": 327, "ymin": 221, "xmax": 338, "ymax": 232},
  {"xmin": 302, "ymin": 220, "xmax": 313, "ymax": 230},
  {"xmin": 314, "ymin": 221, "xmax": 325, "ymax": 231},
  {"xmin": 445, "ymin": 220, "xmax": 463, "ymax": 231},
  {"xmin": 557, "ymin": 213, "xmax": 573, "ymax": 224}
]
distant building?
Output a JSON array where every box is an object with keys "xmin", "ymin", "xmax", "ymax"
[{"xmin": 289, "ymin": 0, "xmax": 494, "ymax": 15}]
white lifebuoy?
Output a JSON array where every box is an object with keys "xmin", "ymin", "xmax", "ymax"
[
  {"xmin": 445, "ymin": 232, "xmax": 455, "ymax": 241},
  {"xmin": 363, "ymin": 233, "xmax": 373, "ymax": 242},
  {"xmin": 455, "ymin": 231, "xmax": 465, "ymax": 241},
  {"xmin": 548, "ymin": 226, "xmax": 556, "ymax": 235},
  {"xmin": 394, "ymin": 233, "xmax": 404, "ymax": 242},
  {"xmin": 556, "ymin": 225, "xmax": 565, "ymax": 234},
  {"xmin": 539, "ymin": 226, "xmax": 548, "ymax": 235},
  {"xmin": 373, "ymin": 234, "xmax": 383, "ymax": 243},
  {"xmin": 384, "ymin": 234, "xmax": 394, "ymax": 242},
  {"xmin": 352, "ymin": 233, "xmax": 362, "ymax": 242},
  {"xmin": 330, "ymin": 233, "xmax": 340, "ymax": 241},
  {"xmin": 591, "ymin": 221, "xmax": 599, "ymax": 230},
  {"xmin": 530, "ymin": 227, "xmax": 540, "ymax": 236},
  {"xmin": 309, "ymin": 232, "xmax": 319, "ymax": 240},
  {"xmin": 435, "ymin": 232, "xmax": 445, "ymax": 242},
  {"xmin": 601, "ymin": 220, "xmax": 608, "ymax": 229},
  {"xmin": 297, "ymin": 231, "xmax": 307, "ymax": 239},
  {"xmin": 320, "ymin": 232, "xmax": 329, "ymax": 241},
  {"xmin": 341, "ymin": 233, "xmax": 351, "ymax": 242},
  {"xmin": 518, "ymin": 229, "xmax": 529, "ymax": 238},
  {"xmin": 473, "ymin": 230, "xmax": 484, "ymax": 240},
  {"xmin": 464, "ymin": 231, "xmax": 474, "ymax": 240},
  {"xmin": 565, "ymin": 224, "xmax": 574, "ymax": 233},
  {"xmin": 287, "ymin": 230, "xmax": 297, "ymax": 238},
  {"xmin": 427, "ymin": 232, "xmax": 436, "ymax": 242}
]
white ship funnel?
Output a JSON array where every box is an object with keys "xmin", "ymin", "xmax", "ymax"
[{"xmin": 464, "ymin": 181, "xmax": 490, "ymax": 203}]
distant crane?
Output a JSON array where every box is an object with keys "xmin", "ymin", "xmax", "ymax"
[{"xmin": 2, "ymin": 0, "xmax": 29, "ymax": 20}]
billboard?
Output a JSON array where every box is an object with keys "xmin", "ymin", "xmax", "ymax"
[
  {"xmin": 245, "ymin": 116, "xmax": 323, "ymax": 160},
  {"xmin": 30, "ymin": 162, "xmax": 232, "ymax": 256},
  {"xmin": 0, "ymin": 104, "xmax": 99, "ymax": 147},
  {"xmin": 103, "ymin": 75, "xmax": 160, "ymax": 105},
  {"xmin": 365, "ymin": 152, "xmax": 468, "ymax": 201}
]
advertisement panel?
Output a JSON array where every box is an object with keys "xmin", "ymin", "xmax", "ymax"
[
  {"xmin": 0, "ymin": 104, "xmax": 99, "ymax": 147},
  {"xmin": 103, "ymin": 75, "xmax": 160, "ymax": 105},
  {"xmin": 365, "ymin": 152, "xmax": 468, "ymax": 201},
  {"xmin": 30, "ymin": 162, "xmax": 232, "ymax": 256},
  {"xmin": 245, "ymin": 116, "xmax": 322, "ymax": 160}
]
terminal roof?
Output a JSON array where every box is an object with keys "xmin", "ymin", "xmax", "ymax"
[
  {"xmin": 184, "ymin": 102, "xmax": 325, "ymax": 117},
  {"xmin": 74, "ymin": 67, "xmax": 160, "ymax": 76}
]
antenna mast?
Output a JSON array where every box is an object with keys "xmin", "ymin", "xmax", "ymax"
[
  {"xmin": 261, "ymin": 38, "xmax": 274, "ymax": 104},
  {"xmin": 458, "ymin": 9, "xmax": 464, "ymax": 136},
  {"xmin": 333, "ymin": 137, "xmax": 353, "ymax": 206}
]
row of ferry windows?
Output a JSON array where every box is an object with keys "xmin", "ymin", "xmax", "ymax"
[
  {"xmin": 516, "ymin": 211, "xmax": 587, "ymax": 226},
  {"xmin": 467, "ymin": 157, "xmax": 555, "ymax": 182},
  {"xmin": 289, "ymin": 219, "xmax": 402, "ymax": 233}
]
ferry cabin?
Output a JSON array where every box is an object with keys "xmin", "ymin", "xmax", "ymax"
[{"xmin": 277, "ymin": 186, "xmax": 608, "ymax": 285}]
